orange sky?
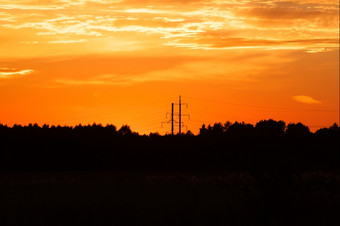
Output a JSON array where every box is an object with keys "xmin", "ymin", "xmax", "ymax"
[{"xmin": 0, "ymin": 0, "xmax": 339, "ymax": 134}]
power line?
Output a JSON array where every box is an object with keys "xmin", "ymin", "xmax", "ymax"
[
  {"xmin": 68, "ymin": 98, "xmax": 170, "ymax": 123},
  {"xmin": 184, "ymin": 95, "xmax": 338, "ymax": 112},
  {"xmin": 189, "ymin": 108, "xmax": 253, "ymax": 120}
]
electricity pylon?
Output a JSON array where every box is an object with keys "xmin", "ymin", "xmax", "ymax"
[
  {"xmin": 175, "ymin": 95, "xmax": 190, "ymax": 135},
  {"xmin": 162, "ymin": 96, "xmax": 189, "ymax": 135}
]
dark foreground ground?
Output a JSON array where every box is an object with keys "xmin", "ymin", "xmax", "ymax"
[{"xmin": 1, "ymin": 170, "xmax": 339, "ymax": 226}]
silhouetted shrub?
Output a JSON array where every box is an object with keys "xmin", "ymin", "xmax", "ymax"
[
  {"xmin": 255, "ymin": 119, "xmax": 286, "ymax": 138},
  {"xmin": 226, "ymin": 121, "xmax": 254, "ymax": 137},
  {"xmin": 286, "ymin": 122, "xmax": 311, "ymax": 137},
  {"xmin": 199, "ymin": 124, "xmax": 208, "ymax": 136},
  {"xmin": 315, "ymin": 123, "xmax": 339, "ymax": 138},
  {"xmin": 185, "ymin": 130, "xmax": 194, "ymax": 136},
  {"xmin": 118, "ymin": 125, "xmax": 133, "ymax": 136}
]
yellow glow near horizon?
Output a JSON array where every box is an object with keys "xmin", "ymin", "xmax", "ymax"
[{"xmin": 0, "ymin": 0, "xmax": 339, "ymax": 134}]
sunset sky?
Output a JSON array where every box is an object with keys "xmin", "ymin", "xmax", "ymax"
[{"xmin": 0, "ymin": 0, "xmax": 339, "ymax": 134}]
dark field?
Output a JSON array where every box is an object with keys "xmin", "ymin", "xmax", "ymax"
[{"xmin": 1, "ymin": 170, "xmax": 340, "ymax": 225}]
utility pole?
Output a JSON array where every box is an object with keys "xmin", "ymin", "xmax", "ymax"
[
  {"xmin": 171, "ymin": 103, "xmax": 174, "ymax": 135},
  {"xmin": 175, "ymin": 95, "xmax": 189, "ymax": 135},
  {"xmin": 179, "ymin": 96, "xmax": 181, "ymax": 135},
  {"xmin": 163, "ymin": 102, "xmax": 177, "ymax": 135}
]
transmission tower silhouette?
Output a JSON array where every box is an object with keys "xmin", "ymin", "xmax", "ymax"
[{"xmin": 162, "ymin": 95, "xmax": 190, "ymax": 135}]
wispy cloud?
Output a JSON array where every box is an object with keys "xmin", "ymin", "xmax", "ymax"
[
  {"xmin": 48, "ymin": 39, "xmax": 88, "ymax": 44},
  {"xmin": 50, "ymin": 52, "xmax": 282, "ymax": 86},
  {"xmin": 0, "ymin": 68, "xmax": 34, "ymax": 78},
  {"xmin": 293, "ymin": 95, "xmax": 321, "ymax": 104},
  {"xmin": 0, "ymin": 0, "xmax": 338, "ymax": 56},
  {"xmin": 0, "ymin": 4, "xmax": 64, "ymax": 10}
]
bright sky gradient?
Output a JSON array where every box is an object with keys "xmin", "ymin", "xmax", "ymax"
[{"xmin": 0, "ymin": 0, "xmax": 339, "ymax": 134}]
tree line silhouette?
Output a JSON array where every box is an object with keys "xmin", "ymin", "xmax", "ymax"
[{"xmin": 0, "ymin": 119, "xmax": 339, "ymax": 171}]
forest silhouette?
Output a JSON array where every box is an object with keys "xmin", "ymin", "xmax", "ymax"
[
  {"xmin": 1, "ymin": 119, "xmax": 340, "ymax": 226},
  {"xmin": 1, "ymin": 119, "xmax": 339, "ymax": 171}
]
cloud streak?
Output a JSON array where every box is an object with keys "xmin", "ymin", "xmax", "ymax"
[
  {"xmin": 293, "ymin": 95, "xmax": 321, "ymax": 104},
  {"xmin": 0, "ymin": 68, "xmax": 34, "ymax": 78}
]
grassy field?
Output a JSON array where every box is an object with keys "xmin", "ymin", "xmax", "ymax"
[{"xmin": 1, "ymin": 170, "xmax": 339, "ymax": 225}]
